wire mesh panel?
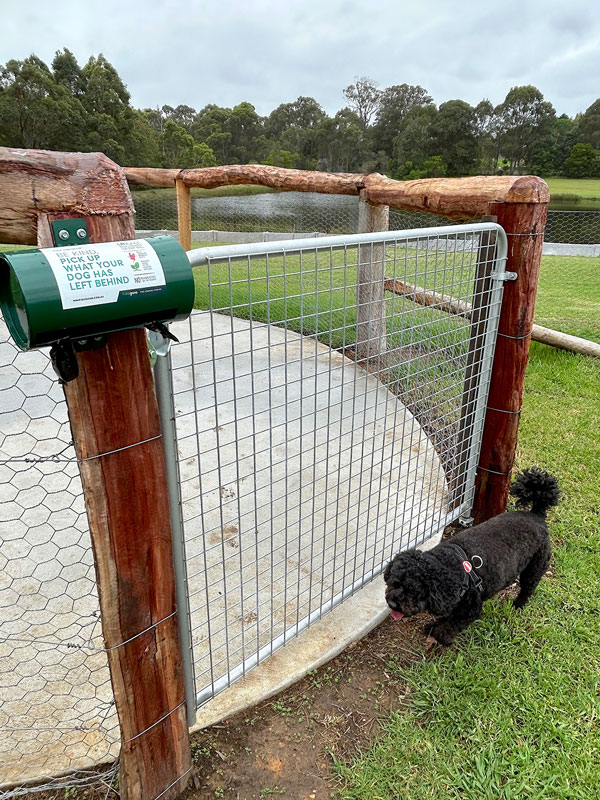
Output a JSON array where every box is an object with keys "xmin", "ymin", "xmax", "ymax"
[
  {"xmin": 131, "ymin": 190, "xmax": 600, "ymax": 250},
  {"xmin": 0, "ymin": 321, "xmax": 118, "ymax": 798},
  {"xmin": 132, "ymin": 189, "xmax": 361, "ymax": 236},
  {"xmin": 545, "ymin": 210, "xmax": 600, "ymax": 245},
  {"xmin": 168, "ymin": 223, "xmax": 507, "ymax": 707}
]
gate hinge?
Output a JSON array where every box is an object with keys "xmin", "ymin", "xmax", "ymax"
[{"xmin": 490, "ymin": 270, "xmax": 517, "ymax": 281}]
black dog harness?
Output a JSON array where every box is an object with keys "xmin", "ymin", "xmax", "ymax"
[{"xmin": 446, "ymin": 543, "xmax": 484, "ymax": 596}]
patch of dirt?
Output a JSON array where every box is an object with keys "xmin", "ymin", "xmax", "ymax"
[{"xmin": 183, "ymin": 613, "xmax": 431, "ymax": 800}]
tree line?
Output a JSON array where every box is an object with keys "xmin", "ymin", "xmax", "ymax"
[{"xmin": 1, "ymin": 51, "xmax": 600, "ymax": 179}]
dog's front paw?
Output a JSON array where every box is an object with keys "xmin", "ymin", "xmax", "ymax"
[{"xmin": 424, "ymin": 623, "xmax": 454, "ymax": 647}]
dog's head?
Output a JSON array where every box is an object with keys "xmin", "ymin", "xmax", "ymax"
[{"xmin": 383, "ymin": 551, "xmax": 449, "ymax": 619}]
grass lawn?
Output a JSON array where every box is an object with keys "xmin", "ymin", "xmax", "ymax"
[
  {"xmin": 329, "ymin": 256, "xmax": 600, "ymax": 798},
  {"xmin": 545, "ymin": 177, "xmax": 600, "ymax": 201},
  {"xmin": 333, "ymin": 343, "xmax": 600, "ymax": 799},
  {"xmin": 534, "ymin": 255, "xmax": 600, "ymax": 342}
]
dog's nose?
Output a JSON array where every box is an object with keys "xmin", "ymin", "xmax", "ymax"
[{"xmin": 387, "ymin": 598, "xmax": 398, "ymax": 609}]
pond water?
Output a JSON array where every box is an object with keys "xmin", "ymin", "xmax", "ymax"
[{"xmin": 132, "ymin": 189, "xmax": 600, "ymax": 244}]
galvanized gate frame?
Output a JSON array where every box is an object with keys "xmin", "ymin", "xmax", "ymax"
[{"xmin": 153, "ymin": 222, "xmax": 509, "ymax": 715}]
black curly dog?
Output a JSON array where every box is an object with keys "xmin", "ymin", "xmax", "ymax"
[{"xmin": 384, "ymin": 468, "xmax": 560, "ymax": 646}]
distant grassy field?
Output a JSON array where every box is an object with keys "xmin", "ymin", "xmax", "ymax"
[
  {"xmin": 534, "ymin": 255, "xmax": 600, "ymax": 342},
  {"xmin": 545, "ymin": 177, "xmax": 600, "ymax": 201}
]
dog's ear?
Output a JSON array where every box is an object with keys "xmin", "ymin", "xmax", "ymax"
[
  {"xmin": 427, "ymin": 584, "xmax": 450, "ymax": 617},
  {"xmin": 383, "ymin": 560, "xmax": 392, "ymax": 583}
]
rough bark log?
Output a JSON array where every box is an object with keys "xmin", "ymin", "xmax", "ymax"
[
  {"xmin": 124, "ymin": 164, "xmax": 364, "ymax": 194},
  {"xmin": 124, "ymin": 167, "xmax": 180, "ymax": 187},
  {"xmin": 471, "ymin": 201, "xmax": 548, "ymax": 523},
  {"xmin": 176, "ymin": 179, "xmax": 192, "ymax": 251},
  {"xmin": 179, "ymin": 164, "xmax": 365, "ymax": 194},
  {"xmin": 529, "ymin": 324, "xmax": 600, "ymax": 358},
  {"xmin": 122, "ymin": 167, "xmax": 550, "ymax": 223},
  {"xmin": 384, "ymin": 278, "xmax": 600, "ymax": 358},
  {"xmin": 364, "ymin": 174, "xmax": 550, "ymax": 220},
  {"xmin": 0, "ymin": 147, "xmax": 133, "ymax": 243}
]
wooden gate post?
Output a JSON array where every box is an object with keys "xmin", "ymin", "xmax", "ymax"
[
  {"xmin": 176, "ymin": 178, "xmax": 192, "ymax": 251},
  {"xmin": 356, "ymin": 189, "xmax": 389, "ymax": 368},
  {"xmin": 0, "ymin": 148, "xmax": 192, "ymax": 800},
  {"xmin": 471, "ymin": 200, "xmax": 548, "ymax": 523}
]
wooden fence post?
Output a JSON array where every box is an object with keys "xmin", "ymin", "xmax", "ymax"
[
  {"xmin": 471, "ymin": 201, "xmax": 548, "ymax": 523},
  {"xmin": 0, "ymin": 148, "xmax": 193, "ymax": 800},
  {"xmin": 356, "ymin": 189, "xmax": 389, "ymax": 368},
  {"xmin": 176, "ymin": 178, "xmax": 192, "ymax": 251}
]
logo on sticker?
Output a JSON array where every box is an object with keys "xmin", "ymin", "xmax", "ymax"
[{"xmin": 463, "ymin": 561, "xmax": 472, "ymax": 573}]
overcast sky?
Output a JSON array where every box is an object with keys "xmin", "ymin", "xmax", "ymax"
[{"xmin": 2, "ymin": 0, "xmax": 599, "ymax": 118}]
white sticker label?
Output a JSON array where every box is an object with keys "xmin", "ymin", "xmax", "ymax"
[{"xmin": 41, "ymin": 239, "xmax": 166, "ymax": 310}]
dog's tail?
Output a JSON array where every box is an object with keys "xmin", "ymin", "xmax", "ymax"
[{"xmin": 510, "ymin": 467, "xmax": 560, "ymax": 516}]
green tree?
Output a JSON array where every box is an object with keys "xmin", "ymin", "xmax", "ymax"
[
  {"xmin": 0, "ymin": 55, "xmax": 82, "ymax": 149},
  {"xmin": 263, "ymin": 148, "xmax": 301, "ymax": 168},
  {"xmin": 373, "ymin": 83, "xmax": 432, "ymax": 156},
  {"xmin": 228, "ymin": 102, "xmax": 264, "ymax": 162},
  {"xmin": 161, "ymin": 119, "xmax": 216, "ymax": 168},
  {"xmin": 317, "ymin": 108, "xmax": 369, "ymax": 172},
  {"xmin": 162, "ymin": 104, "xmax": 196, "ymax": 131},
  {"xmin": 125, "ymin": 110, "xmax": 161, "ymax": 166},
  {"xmin": 495, "ymin": 85, "xmax": 556, "ymax": 172},
  {"xmin": 343, "ymin": 76, "xmax": 381, "ymax": 127},
  {"xmin": 563, "ymin": 142, "xmax": 600, "ymax": 177},
  {"xmin": 429, "ymin": 99, "xmax": 478, "ymax": 176},
  {"xmin": 396, "ymin": 155, "xmax": 447, "ymax": 180},
  {"xmin": 80, "ymin": 53, "xmax": 162, "ymax": 165},
  {"xmin": 577, "ymin": 99, "xmax": 600, "ymax": 150},
  {"xmin": 52, "ymin": 48, "xmax": 86, "ymax": 96},
  {"xmin": 266, "ymin": 97, "xmax": 326, "ymax": 169},
  {"xmin": 392, "ymin": 103, "xmax": 437, "ymax": 174},
  {"xmin": 474, "ymin": 99, "xmax": 501, "ymax": 173},
  {"xmin": 192, "ymin": 104, "xmax": 233, "ymax": 163}
]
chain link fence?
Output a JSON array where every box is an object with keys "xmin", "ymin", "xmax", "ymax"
[
  {"xmin": 0, "ymin": 322, "xmax": 120, "ymax": 799},
  {"xmin": 544, "ymin": 210, "xmax": 600, "ymax": 244},
  {"xmin": 132, "ymin": 190, "xmax": 461, "ymax": 239},
  {"xmin": 131, "ymin": 189, "xmax": 600, "ymax": 249}
]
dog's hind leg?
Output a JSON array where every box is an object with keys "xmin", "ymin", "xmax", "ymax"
[{"xmin": 514, "ymin": 541, "xmax": 551, "ymax": 609}]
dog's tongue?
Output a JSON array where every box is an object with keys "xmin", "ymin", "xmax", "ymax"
[{"xmin": 390, "ymin": 610, "xmax": 404, "ymax": 621}]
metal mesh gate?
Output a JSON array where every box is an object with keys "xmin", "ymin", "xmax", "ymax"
[{"xmin": 164, "ymin": 222, "xmax": 508, "ymax": 707}]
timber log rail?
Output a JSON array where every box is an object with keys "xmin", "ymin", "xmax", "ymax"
[{"xmin": 123, "ymin": 164, "xmax": 550, "ymax": 219}]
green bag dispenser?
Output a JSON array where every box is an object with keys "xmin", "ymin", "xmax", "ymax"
[{"xmin": 0, "ymin": 235, "xmax": 194, "ymax": 350}]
